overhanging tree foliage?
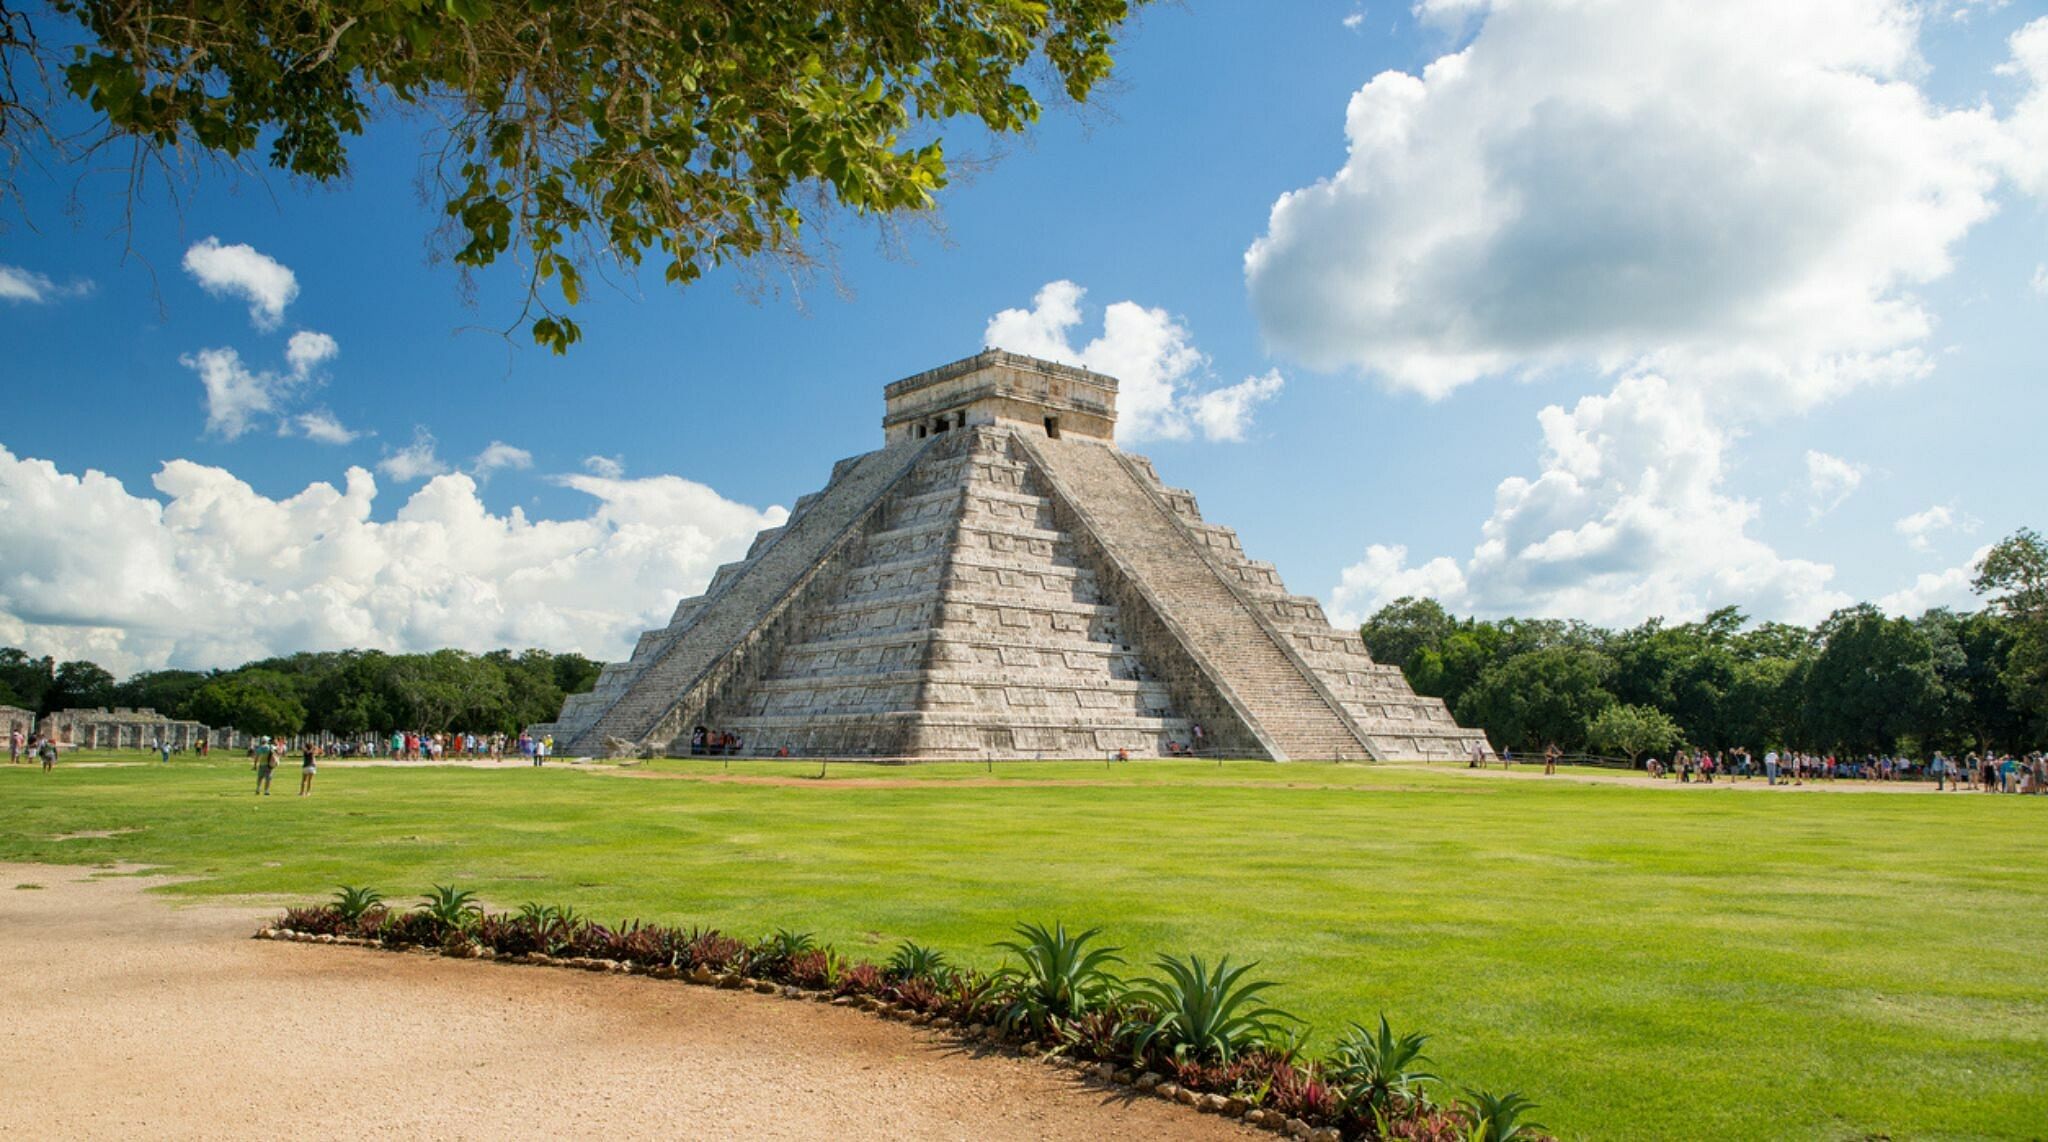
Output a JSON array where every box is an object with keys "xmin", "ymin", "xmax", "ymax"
[{"xmin": 3, "ymin": 0, "xmax": 1144, "ymax": 350}]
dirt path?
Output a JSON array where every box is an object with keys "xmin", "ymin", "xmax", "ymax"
[{"xmin": 0, "ymin": 863, "xmax": 1254, "ymax": 1141}]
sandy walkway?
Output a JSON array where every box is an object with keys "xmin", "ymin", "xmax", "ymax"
[{"xmin": 0, "ymin": 863, "xmax": 1254, "ymax": 1141}]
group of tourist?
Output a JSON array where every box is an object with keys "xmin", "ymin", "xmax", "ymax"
[
  {"xmin": 383, "ymin": 730, "xmax": 514, "ymax": 761},
  {"xmin": 1637, "ymin": 746, "xmax": 2048, "ymax": 792},
  {"xmin": 11, "ymin": 727, "xmax": 60, "ymax": 772},
  {"xmin": 248, "ymin": 737, "xmax": 320, "ymax": 796}
]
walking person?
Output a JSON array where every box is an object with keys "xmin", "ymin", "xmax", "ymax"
[
  {"xmin": 9, "ymin": 726, "xmax": 22, "ymax": 764},
  {"xmin": 38, "ymin": 737, "xmax": 58, "ymax": 772},
  {"xmin": 254, "ymin": 737, "xmax": 277, "ymax": 795},
  {"xmin": 1932, "ymin": 752, "xmax": 1947, "ymax": 791},
  {"xmin": 299, "ymin": 743, "xmax": 318, "ymax": 796},
  {"xmin": 1544, "ymin": 742, "xmax": 1561, "ymax": 776}
]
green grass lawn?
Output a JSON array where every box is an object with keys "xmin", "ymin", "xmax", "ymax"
[{"xmin": 5, "ymin": 752, "xmax": 2044, "ymax": 1140}]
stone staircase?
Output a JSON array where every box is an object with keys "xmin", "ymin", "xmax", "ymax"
[
  {"xmin": 1021, "ymin": 436, "xmax": 1371, "ymax": 761},
  {"xmin": 567, "ymin": 438, "xmax": 933, "ymax": 754}
]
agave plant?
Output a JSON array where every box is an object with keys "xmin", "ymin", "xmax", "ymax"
[
  {"xmin": 330, "ymin": 885, "xmax": 385, "ymax": 924},
  {"xmin": 1462, "ymin": 1089, "xmax": 1546, "ymax": 1142},
  {"xmin": 991, "ymin": 922, "xmax": 1123, "ymax": 1038},
  {"xmin": 754, "ymin": 928, "xmax": 817, "ymax": 972},
  {"xmin": 1330, "ymin": 1014, "xmax": 1439, "ymax": 1114},
  {"xmin": 885, "ymin": 940, "xmax": 952, "ymax": 983},
  {"xmin": 1122, "ymin": 954, "xmax": 1294, "ymax": 1064},
  {"xmin": 417, "ymin": 884, "xmax": 481, "ymax": 931}
]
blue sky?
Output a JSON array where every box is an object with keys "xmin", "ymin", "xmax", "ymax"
[{"xmin": 3, "ymin": 0, "xmax": 2046, "ymax": 674}]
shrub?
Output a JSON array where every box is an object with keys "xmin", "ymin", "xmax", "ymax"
[
  {"xmin": 474, "ymin": 912, "xmax": 536, "ymax": 955},
  {"xmin": 382, "ymin": 909, "xmax": 444, "ymax": 947},
  {"xmin": 940, "ymin": 968, "xmax": 1004, "ymax": 1024},
  {"xmin": 835, "ymin": 961, "xmax": 884, "ymax": 998},
  {"xmin": 561, "ymin": 920, "xmax": 615, "ymax": 959},
  {"xmin": 1374, "ymin": 1103, "xmax": 1472, "ymax": 1142},
  {"xmin": 280, "ymin": 904, "xmax": 346, "ymax": 936},
  {"xmin": 752, "ymin": 928, "xmax": 817, "ymax": 976},
  {"xmin": 1060, "ymin": 1007, "xmax": 1139, "ymax": 1062},
  {"xmin": 1461, "ymin": 1089, "xmax": 1546, "ymax": 1142},
  {"xmin": 1266, "ymin": 1061, "xmax": 1341, "ymax": 1123},
  {"xmin": 1329, "ymin": 1014, "xmax": 1439, "ymax": 1117},
  {"xmin": 1122, "ymin": 954, "xmax": 1293, "ymax": 1064},
  {"xmin": 786, "ymin": 947, "xmax": 837, "ymax": 989},
  {"xmin": 607, "ymin": 920, "xmax": 669, "ymax": 965},
  {"xmin": 1167, "ymin": 1053, "xmax": 1262, "ymax": 1095},
  {"xmin": 885, "ymin": 940, "xmax": 952, "ymax": 983},
  {"xmin": 349, "ymin": 907, "xmax": 391, "ymax": 940},
  {"xmin": 331, "ymin": 885, "xmax": 385, "ymax": 924},
  {"xmin": 992, "ymin": 921, "xmax": 1123, "ymax": 1039},
  {"xmin": 417, "ymin": 885, "xmax": 481, "ymax": 933},
  {"xmin": 686, "ymin": 930, "xmax": 748, "ymax": 973},
  {"xmin": 886, "ymin": 974, "xmax": 946, "ymax": 1014}
]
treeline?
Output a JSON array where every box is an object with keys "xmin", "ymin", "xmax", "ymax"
[
  {"xmin": 0, "ymin": 647, "xmax": 602, "ymax": 738},
  {"xmin": 1362, "ymin": 530, "xmax": 2048, "ymax": 758}
]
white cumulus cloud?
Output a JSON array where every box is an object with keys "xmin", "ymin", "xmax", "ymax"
[
  {"xmin": 471, "ymin": 441, "xmax": 534, "ymax": 480},
  {"xmin": 285, "ymin": 330, "xmax": 339, "ymax": 376},
  {"xmin": 0, "ymin": 264, "xmax": 92, "ymax": 304},
  {"xmin": 1328, "ymin": 374, "xmax": 1851, "ymax": 628},
  {"xmin": 1276, "ymin": 0, "xmax": 2046, "ymax": 628},
  {"xmin": 182, "ymin": 237, "xmax": 300, "ymax": 329},
  {"xmin": 583, "ymin": 454, "xmax": 626, "ymax": 479},
  {"xmin": 1804, "ymin": 451, "xmax": 1866, "ymax": 520},
  {"xmin": 1246, "ymin": 0, "xmax": 2012, "ymax": 409},
  {"xmin": 378, "ymin": 428, "xmax": 449, "ymax": 483},
  {"xmin": 983, "ymin": 280, "xmax": 1283, "ymax": 443},
  {"xmin": 1894, "ymin": 503, "xmax": 1979, "ymax": 553},
  {"xmin": 1878, "ymin": 544, "xmax": 1992, "ymax": 615},
  {"xmin": 181, "ymin": 329, "xmax": 338, "ymax": 440},
  {"xmin": 293, "ymin": 410, "xmax": 362, "ymax": 445},
  {"xmin": 0, "ymin": 446, "xmax": 789, "ymax": 675}
]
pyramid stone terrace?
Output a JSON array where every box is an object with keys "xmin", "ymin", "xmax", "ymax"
[{"xmin": 536, "ymin": 350, "xmax": 1490, "ymax": 762}]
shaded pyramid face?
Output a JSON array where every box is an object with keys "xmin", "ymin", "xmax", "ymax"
[{"xmin": 538, "ymin": 352, "xmax": 1490, "ymax": 761}]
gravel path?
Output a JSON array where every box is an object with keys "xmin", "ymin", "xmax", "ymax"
[{"xmin": 0, "ymin": 863, "xmax": 1255, "ymax": 1141}]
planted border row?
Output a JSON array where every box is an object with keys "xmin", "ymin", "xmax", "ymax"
[{"xmin": 265, "ymin": 887, "xmax": 1552, "ymax": 1142}]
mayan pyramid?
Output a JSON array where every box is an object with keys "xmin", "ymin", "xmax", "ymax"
[{"xmin": 538, "ymin": 351, "xmax": 1490, "ymax": 761}]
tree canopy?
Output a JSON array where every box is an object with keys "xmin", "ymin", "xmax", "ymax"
[
  {"xmin": 1361, "ymin": 530, "xmax": 2048, "ymax": 758},
  {"xmin": 0, "ymin": 644, "xmax": 602, "ymax": 735},
  {"xmin": 5, "ymin": 0, "xmax": 1144, "ymax": 350}
]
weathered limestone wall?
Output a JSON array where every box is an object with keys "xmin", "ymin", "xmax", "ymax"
[{"xmin": 40, "ymin": 707, "xmax": 210, "ymax": 750}]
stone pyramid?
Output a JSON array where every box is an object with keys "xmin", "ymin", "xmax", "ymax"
[{"xmin": 538, "ymin": 351, "xmax": 1490, "ymax": 761}]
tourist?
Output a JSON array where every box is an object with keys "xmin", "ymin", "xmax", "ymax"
[
  {"xmin": 9, "ymin": 726, "xmax": 22, "ymax": 764},
  {"xmin": 1543, "ymin": 742, "xmax": 1560, "ymax": 776},
  {"xmin": 1192, "ymin": 722, "xmax": 1206, "ymax": 754},
  {"xmin": 1932, "ymin": 752, "xmax": 1948, "ymax": 791},
  {"xmin": 1468, "ymin": 738, "xmax": 1485, "ymax": 769},
  {"xmin": 299, "ymin": 743, "xmax": 318, "ymax": 796},
  {"xmin": 254, "ymin": 737, "xmax": 277, "ymax": 795},
  {"xmin": 38, "ymin": 736, "xmax": 57, "ymax": 772},
  {"xmin": 1765, "ymin": 748, "xmax": 1779, "ymax": 785}
]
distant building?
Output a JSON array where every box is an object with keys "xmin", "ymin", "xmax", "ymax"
[
  {"xmin": 1, "ymin": 705, "xmax": 33, "ymax": 740},
  {"xmin": 39, "ymin": 707, "xmax": 210, "ymax": 751}
]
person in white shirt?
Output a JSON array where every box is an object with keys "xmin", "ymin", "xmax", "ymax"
[{"xmin": 1764, "ymin": 749, "xmax": 1780, "ymax": 786}]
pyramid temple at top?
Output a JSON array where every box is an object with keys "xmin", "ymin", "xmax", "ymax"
[{"xmin": 538, "ymin": 351, "xmax": 1490, "ymax": 762}]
